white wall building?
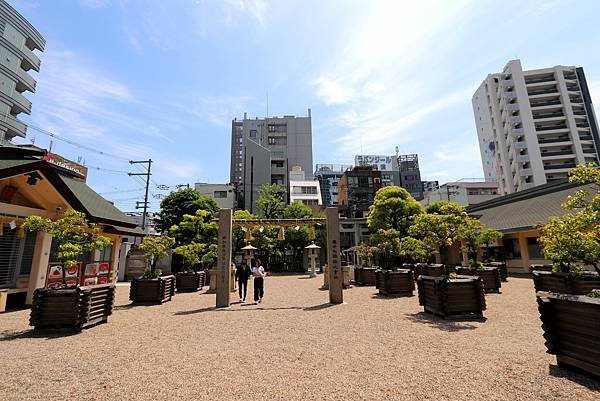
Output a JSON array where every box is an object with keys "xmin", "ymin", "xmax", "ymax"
[
  {"xmin": 289, "ymin": 166, "xmax": 322, "ymax": 206},
  {"xmin": 473, "ymin": 59, "xmax": 599, "ymax": 195},
  {"xmin": 420, "ymin": 179, "xmax": 500, "ymax": 207},
  {"xmin": 195, "ymin": 183, "xmax": 235, "ymax": 209}
]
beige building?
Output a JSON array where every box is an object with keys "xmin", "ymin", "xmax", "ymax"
[
  {"xmin": 421, "ymin": 178, "xmax": 499, "ymax": 207},
  {"xmin": 194, "ymin": 183, "xmax": 235, "ymax": 209},
  {"xmin": 473, "ymin": 59, "xmax": 599, "ymax": 195},
  {"xmin": 0, "ymin": 0, "xmax": 45, "ymax": 144},
  {"xmin": 289, "ymin": 166, "xmax": 322, "ymax": 206},
  {"xmin": 0, "ymin": 146, "xmax": 142, "ymax": 312}
]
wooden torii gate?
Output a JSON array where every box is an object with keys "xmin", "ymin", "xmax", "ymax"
[{"xmin": 216, "ymin": 207, "xmax": 343, "ymax": 307}]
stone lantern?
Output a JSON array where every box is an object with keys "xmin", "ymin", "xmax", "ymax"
[
  {"xmin": 241, "ymin": 244, "xmax": 257, "ymax": 269},
  {"xmin": 305, "ymin": 242, "xmax": 321, "ymax": 278}
]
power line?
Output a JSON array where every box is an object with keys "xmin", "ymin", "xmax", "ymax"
[
  {"xmin": 86, "ymin": 165, "xmax": 130, "ymax": 174},
  {"xmin": 99, "ymin": 188, "xmax": 145, "ymax": 195}
]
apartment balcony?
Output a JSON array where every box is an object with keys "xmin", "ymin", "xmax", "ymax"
[
  {"xmin": 517, "ymin": 155, "xmax": 530, "ymax": 163},
  {"xmin": 509, "ymin": 115, "xmax": 522, "ymax": 124},
  {"xmin": 538, "ymin": 137, "xmax": 572, "ymax": 146},
  {"xmin": 566, "ymin": 85, "xmax": 580, "ymax": 92},
  {"xmin": 583, "ymin": 148, "xmax": 597, "ymax": 154},
  {"xmin": 576, "ymin": 123, "xmax": 590, "ymax": 129},
  {"xmin": 20, "ymin": 47, "xmax": 41, "ymax": 72},
  {"xmin": 528, "ymin": 88, "xmax": 559, "ymax": 96},
  {"xmin": 513, "ymin": 141, "xmax": 528, "ymax": 149},
  {"xmin": 510, "ymin": 127, "xmax": 524, "ymax": 136},
  {"xmin": 504, "ymin": 91, "xmax": 517, "ymax": 100},
  {"xmin": 521, "ymin": 182, "xmax": 535, "ymax": 190},
  {"xmin": 535, "ymin": 124, "xmax": 568, "ymax": 132},
  {"xmin": 519, "ymin": 168, "xmax": 533, "ymax": 177},
  {"xmin": 500, "ymin": 79, "xmax": 514, "ymax": 87},
  {"xmin": 0, "ymin": 114, "xmax": 27, "ymax": 138},
  {"xmin": 541, "ymin": 149, "xmax": 572, "ymax": 157},
  {"xmin": 532, "ymin": 111, "xmax": 564, "ymax": 120},
  {"xmin": 525, "ymin": 76, "xmax": 556, "ymax": 85},
  {"xmin": 530, "ymin": 99, "xmax": 562, "ymax": 109},
  {"xmin": 544, "ymin": 163, "xmax": 576, "ymax": 171},
  {"xmin": 11, "ymin": 91, "xmax": 32, "ymax": 114},
  {"xmin": 505, "ymin": 103, "xmax": 520, "ymax": 111},
  {"xmin": 16, "ymin": 68, "xmax": 36, "ymax": 92},
  {"xmin": 573, "ymin": 110, "xmax": 587, "ymax": 116}
]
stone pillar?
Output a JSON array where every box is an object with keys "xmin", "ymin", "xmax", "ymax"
[
  {"xmin": 26, "ymin": 232, "xmax": 52, "ymax": 304},
  {"xmin": 216, "ymin": 209, "xmax": 232, "ymax": 307},
  {"xmin": 309, "ymin": 255, "xmax": 317, "ymax": 278},
  {"xmin": 230, "ymin": 265, "xmax": 237, "ymax": 292},
  {"xmin": 321, "ymin": 264, "xmax": 329, "ymax": 290},
  {"xmin": 326, "ymin": 208, "xmax": 343, "ymax": 304}
]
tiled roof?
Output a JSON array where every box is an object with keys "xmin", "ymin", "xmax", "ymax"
[{"xmin": 467, "ymin": 180, "xmax": 593, "ymax": 232}]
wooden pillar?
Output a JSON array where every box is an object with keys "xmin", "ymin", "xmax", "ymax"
[
  {"xmin": 110, "ymin": 236, "xmax": 122, "ymax": 283},
  {"xmin": 326, "ymin": 207, "xmax": 343, "ymax": 304},
  {"xmin": 216, "ymin": 209, "xmax": 232, "ymax": 308},
  {"xmin": 26, "ymin": 231, "xmax": 52, "ymax": 304},
  {"xmin": 517, "ymin": 233, "xmax": 530, "ymax": 273}
]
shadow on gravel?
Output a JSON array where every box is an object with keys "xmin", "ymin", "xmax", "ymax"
[
  {"xmin": 303, "ymin": 303, "xmax": 337, "ymax": 311},
  {"xmin": 0, "ymin": 329, "xmax": 79, "ymax": 341},
  {"xmin": 404, "ymin": 312, "xmax": 485, "ymax": 332},
  {"xmin": 174, "ymin": 302, "xmax": 338, "ymax": 315},
  {"xmin": 371, "ymin": 294, "xmax": 414, "ymax": 299},
  {"xmin": 549, "ymin": 365, "xmax": 600, "ymax": 390}
]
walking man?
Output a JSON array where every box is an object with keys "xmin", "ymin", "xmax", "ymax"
[
  {"xmin": 235, "ymin": 262, "xmax": 251, "ymax": 303},
  {"xmin": 251, "ymin": 259, "xmax": 265, "ymax": 305}
]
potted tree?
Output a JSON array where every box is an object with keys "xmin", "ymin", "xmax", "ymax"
[
  {"xmin": 173, "ymin": 242, "xmax": 205, "ymax": 292},
  {"xmin": 417, "ymin": 273, "xmax": 486, "ymax": 319},
  {"xmin": 535, "ymin": 163, "xmax": 600, "ymax": 379},
  {"xmin": 535, "ymin": 163, "xmax": 600, "ymax": 295},
  {"xmin": 24, "ymin": 210, "xmax": 114, "ymax": 331},
  {"xmin": 455, "ymin": 218, "xmax": 503, "ymax": 293},
  {"xmin": 355, "ymin": 243, "xmax": 378, "ymax": 286},
  {"xmin": 130, "ymin": 235, "xmax": 176, "ymax": 304}
]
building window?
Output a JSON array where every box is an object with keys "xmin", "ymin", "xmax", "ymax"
[
  {"xmin": 268, "ymin": 136, "xmax": 287, "ymax": 145},
  {"xmin": 271, "ymin": 160, "xmax": 284, "ymax": 168},
  {"xmin": 504, "ymin": 238, "xmax": 521, "ymax": 259},
  {"xmin": 249, "ymin": 130, "xmax": 257, "ymax": 138},
  {"xmin": 380, "ymin": 164, "xmax": 386, "ymax": 170},
  {"xmin": 214, "ymin": 191, "xmax": 228, "ymax": 198},
  {"xmin": 527, "ymin": 237, "xmax": 544, "ymax": 259}
]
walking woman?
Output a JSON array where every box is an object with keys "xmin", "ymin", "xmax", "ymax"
[
  {"xmin": 235, "ymin": 262, "xmax": 251, "ymax": 303},
  {"xmin": 251, "ymin": 258, "xmax": 266, "ymax": 305}
]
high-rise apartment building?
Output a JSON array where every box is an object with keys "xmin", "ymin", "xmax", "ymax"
[
  {"xmin": 397, "ymin": 154, "xmax": 424, "ymax": 200},
  {"xmin": 0, "ymin": 0, "xmax": 45, "ymax": 144},
  {"xmin": 473, "ymin": 59, "xmax": 599, "ymax": 194},
  {"xmin": 229, "ymin": 110, "xmax": 313, "ymax": 213}
]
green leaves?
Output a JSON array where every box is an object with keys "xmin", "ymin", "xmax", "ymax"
[
  {"xmin": 156, "ymin": 188, "xmax": 218, "ymax": 233},
  {"xmin": 257, "ymin": 184, "xmax": 286, "ymax": 219},
  {"xmin": 367, "ymin": 186, "xmax": 423, "ymax": 235},
  {"xmin": 283, "ymin": 202, "xmax": 313, "ymax": 219},
  {"xmin": 139, "ymin": 235, "xmax": 176, "ymax": 274}
]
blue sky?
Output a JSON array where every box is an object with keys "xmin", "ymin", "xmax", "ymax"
[{"xmin": 10, "ymin": 0, "xmax": 600, "ymax": 211}]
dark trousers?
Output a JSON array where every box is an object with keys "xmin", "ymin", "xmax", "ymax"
[
  {"xmin": 254, "ymin": 277, "xmax": 264, "ymax": 301},
  {"xmin": 238, "ymin": 279, "xmax": 248, "ymax": 299}
]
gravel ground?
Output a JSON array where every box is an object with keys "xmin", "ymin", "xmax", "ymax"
[{"xmin": 0, "ymin": 275, "xmax": 598, "ymax": 401}]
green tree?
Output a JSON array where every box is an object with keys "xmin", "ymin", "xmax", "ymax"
[
  {"xmin": 458, "ymin": 218, "xmax": 503, "ymax": 266},
  {"xmin": 367, "ymin": 186, "xmax": 423, "ymax": 236},
  {"xmin": 138, "ymin": 235, "xmax": 176, "ymax": 278},
  {"xmin": 156, "ymin": 188, "xmax": 218, "ymax": 233},
  {"xmin": 23, "ymin": 210, "xmax": 112, "ymax": 286},
  {"xmin": 284, "ymin": 202, "xmax": 314, "ymax": 219},
  {"xmin": 173, "ymin": 242, "xmax": 204, "ymax": 272},
  {"xmin": 232, "ymin": 210, "xmax": 256, "ymax": 253},
  {"xmin": 370, "ymin": 228, "xmax": 402, "ymax": 263},
  {"xmin": 168, "ymin": 209, "xmax": 218, "ymax": 246},
  {"xmin": 398, "ymin": 237, "xmax": 428, "ymax": 263},
  {"xmin": 257, "ymin": 184, "xmax": 286, "ymax": 219},
  {"xmin": 538, "ymin": 163, "xmax": 600, "ymax": 274}
]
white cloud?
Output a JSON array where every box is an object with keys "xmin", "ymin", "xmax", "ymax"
[{"xmin": 313, "ymin": 78, "xmax": 356, "ymax": 106}]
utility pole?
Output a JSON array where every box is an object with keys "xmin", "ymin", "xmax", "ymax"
[{"xmin": 129, "ymin": 159, "xmax": 152, "ymax": 241}]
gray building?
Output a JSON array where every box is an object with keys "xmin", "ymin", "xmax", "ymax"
[
  {"xmin": 354, "ymin": 154, "xmax": 401, "ymax": 187},
  {"xmin": 314, "ymin": 164, "xmax": 352, "ymax": 206},
  {"xmin": 397, "ymin": 154, "xmax": 424, "ymax": 200},
  {"xmin": 0, "ymin": 0, "xmax": 44, "ymax": 144},
  {"xmin": 195, "ymin": 183, "xmax": 235, "ymax": 209},
  {"xmin": 230, "ymin": 110, "xmax": 313, "ymax": 213}
]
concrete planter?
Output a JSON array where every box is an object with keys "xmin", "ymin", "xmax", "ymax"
[
  {"xmin": 532, "ymin": 271, "xmax": 600, "ymax": 295},
  {"xmin": 376, "ymin": 269, "xmax": 415, "ymax": 296},
  {"xmin": 130, "ymin": 275, "xmax": 175, "ymax": 304},
  {"xmin": 417, "ymin": 275, "xmax": 486, "ymax": 319},
  {"xmin": 456, "ymin": 266, "xmax": 502, "ymax": 293},
  {"xmin": 354, "ymin": 267, "xmax": 377, "ymax": 286},
  {"xmin": 537, "ymin": 291, "xmax": 600, "ymax": 379},
  {"xmin": 176, "ymin": 272, "xmax": 205, "ymax": 293},
  {"xmin": 30, "ymin": 284, "xmax": 115, "ymax": 331}
]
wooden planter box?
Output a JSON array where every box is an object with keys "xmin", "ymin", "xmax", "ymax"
[
  {"xmin": 486, "ymin": 262, "xmax": 508, "ymax": 282},
  {"xmin": 376, "ymin": 269, "xmax": 415, "ymax": 296},
  {"xmin": 456, "ymin": 266, "xmax": 502, "ymax": 293},
  {"xmin": 530, "ymin": 264, "xmax": 553, "ymax": 273},
  {"xmin": 176, "ymin": 271, "xmax": 205, "ymax": 293},
  {"xmin": 417, "ymin": 275, "xmax": 486, "ymax": 319},
  {"xmin": 354, "ymin": 267, "xmax": 377, "ymax": 286},
  {"xmin": 30, "ymin": 284, "xmax": 115, "ymax": 331},
  {"xmin": 412, "ymin": 264, "xmax": 445, "ymax": 278},
  {"xmin": 532, "ymin": 271, "xmax": 600, "ymax": 295},
  {"xmin": 130, "ymin": 275, "xmax": 175, "ymax": 304},
  {"xmin": 537, "ymin": 291, "xmax": 600, "ymax": 379}
]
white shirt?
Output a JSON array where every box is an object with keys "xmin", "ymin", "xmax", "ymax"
[{"xmin": 251, "ymin": 266, "xmax": 265, "ymax": 278}]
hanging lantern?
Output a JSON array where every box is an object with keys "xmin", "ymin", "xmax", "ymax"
[
  {"xmin": 278, "ymin": 226, "xmax": 285, "ymax": 240},
  {"xmin": 244, "ymin": 227, "xmax": 252, "ymax": 241},
  {"xmin": 309, "ymin": 226, "xmax": 315, "ymax": 240}
]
